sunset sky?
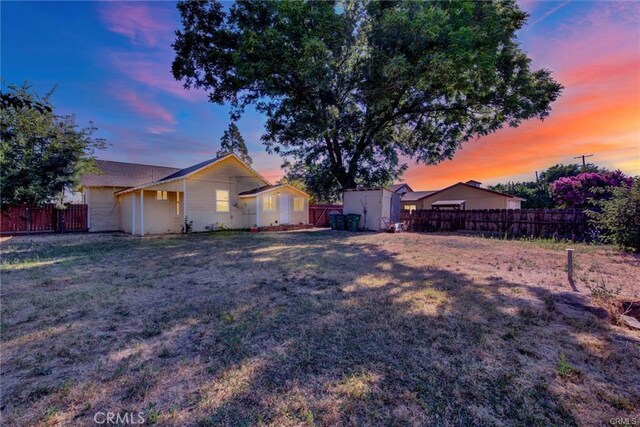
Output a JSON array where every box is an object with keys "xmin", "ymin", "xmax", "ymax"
[{"xmin": 2, "ymin": 1, "xmax": 639, "ymax": 190}]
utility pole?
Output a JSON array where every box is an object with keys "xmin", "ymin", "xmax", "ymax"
[{"xmin": 574, "ymin": 154, "xmax": 594, "ymax": 169}]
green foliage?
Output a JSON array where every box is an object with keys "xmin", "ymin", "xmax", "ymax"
[
  {"xmin": 218, "ymin": 122, "xmax": 252, "ymax": 165},
  {"xmin": 489, "ymin": 181, "xmax": 553, "ymax": 208},
  {"xmin": 488, "ymin": 163, "xmax": 609, "ymax": 208},
  {"xmin": 182, "ymin": 216, "xmax": 194, "ymax": 234},
  {"xmin": 173, "ymin": 0, "xmax": 562, "ymax": 200},
  {"xmin": 0, "ymin": 84, "xmax": 106, "ymax": 206},
  {"xmin": 587, "ymin": 177, "xmax": 640, "ymax": 251}
]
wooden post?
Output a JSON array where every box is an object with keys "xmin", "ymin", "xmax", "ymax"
[{"xmin": 566, "ymin": 248, "xmax": 574, "ymax": 281}]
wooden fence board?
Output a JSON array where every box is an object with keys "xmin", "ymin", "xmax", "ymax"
[
  {"xmin": 401, "ymin": 208, "xmax": 587, "ymax": 239},
  {"xmin": 1, "ymin": 204, "xmax": 88, "ymax": 234}
]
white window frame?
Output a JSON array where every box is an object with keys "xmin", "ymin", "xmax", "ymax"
[
  {"xmin": 156, "ymin": 190, "xmax": 168, "ymax": 201},
  {"xmin": 405, "ymin": 204, "xmax": 417, "ymax": 212},
  {"xmin": 293, "ymin": 197, "xmax": 304, "ymax": 211},
  {"xmin": 216, "ymin": 190, "xmax": 230, "ymax": 212},
  {"xmin": 176, "ymin": 192, "xmax": 181, "ymax": 216},
  {"xmin": 263, "ymin": 195, "xmax": 275, "ymax": 211}
]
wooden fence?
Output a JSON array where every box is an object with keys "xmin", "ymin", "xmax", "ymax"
[
  {"xmin": 400, "ymin": 208, "xmax": 587, "ymax": 239},
  {"xmin": 1, "ymin": 204, "xmax": 88, "ymax": 235},
  {"xmin": 309, "ymin": 204, "xmax": 343, "ymax": 227}
]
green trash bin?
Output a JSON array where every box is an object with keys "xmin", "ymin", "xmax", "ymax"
[
  {"xmin": 328, "ymin": 212, "xmax": 341, "ymax": 230},
  {"xmin": 346, "ymin": 214, "xmax": 361, "ymax": 231},
  {"xmin": 335, "ymin": 214, "xmax": 346, "ymax": 230}
]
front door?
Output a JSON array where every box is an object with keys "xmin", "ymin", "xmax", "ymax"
[{"xmin": 279, "ymin": 193, "xmax": 290, "ymax": 224}]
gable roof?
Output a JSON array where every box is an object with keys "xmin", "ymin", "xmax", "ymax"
[
  {"xmin": 238, "ymin": 183, "xmax": 310, "ymax": 198},
  {"xmin": 81, "ymin": 160, "xmax": 179, "ymax": 188},
  {"xmin": 420, "ymin": 182, "xmax": 519, "ymax": 200},
  {"xmin": 402, "ymin": 190, "xmax": 438, "ymax": 202},
  {"xmin": 113, "ymin": 153, "xmax": 271, "ymax": 196},
  {"xmin": 388, "ymin": 183, "xmax": 413, "ymax": 193}
]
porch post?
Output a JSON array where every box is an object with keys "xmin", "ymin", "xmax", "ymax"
[
  {"xmin": 182, "ymin": 179, "xmax": 187, "ymax": 220},
  {"xmin": 132, "ymin": 193, "xmax": 136, "ymax": 234},
  {"xmin": 140, "ymin": 189, "xmax": 145, "ymax": 236},
  {"xmin": 256, "ymin": 195, "xmax": 260, "ymax": 227}
]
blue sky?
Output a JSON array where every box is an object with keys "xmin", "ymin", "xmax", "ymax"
[{"xmin": 2, "ymin": 1, "xmax": 639, "ymax": 188}]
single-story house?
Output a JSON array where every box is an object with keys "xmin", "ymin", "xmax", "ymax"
[
  {"xmin": 342, "ymin": 188, "xmax": 401, "ymax": 230},
  {"xmin": 396, "ymin": 180, "xmax": 524, "ymax": 211},
  {"xmin": 80, "ymin": 153, "xmax": 310, "ymax": 235}
]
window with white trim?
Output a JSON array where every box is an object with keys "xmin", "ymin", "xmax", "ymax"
[
  {"xmin": 216, "ymin": 190, "xmax": 230, "ymax": 212},
  {"xmin": 405, "ymin": 204, "xmax": 417, "ymax": 212},
  {"xmin": 263, "ymin": 195, "xmax": 275, "ymax": 211},
  {"xmin": 156, "ymin": 190, "xmax": 168, "ymax": 201},
  {"xmin": 293, "ymin": 197, "xmax": 304, "ymax": 211},
  {"xmin": 176, "ymin": 192, "xmax": 181, "ymax": 216}
]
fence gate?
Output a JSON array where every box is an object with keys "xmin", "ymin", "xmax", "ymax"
[{"xmin": 309, "ymin": 204, "xmax": 343, "ymax": 227}]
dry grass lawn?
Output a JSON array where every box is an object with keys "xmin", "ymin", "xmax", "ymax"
[{"xmin": 1, "ymin": 230, "xmax": 639, "ymax": 426}]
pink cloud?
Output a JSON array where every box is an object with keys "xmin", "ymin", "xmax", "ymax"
[
  {"xmin": 111, "ymin": 86, "xmax": 176, "ymax": 126},
  {"xmin": 99, "ymin": 3, "xmax": 173, "ymax": 47},
  {"xmin": 107, "ymin": 52, "xmax": 205, "ymax": 101}
]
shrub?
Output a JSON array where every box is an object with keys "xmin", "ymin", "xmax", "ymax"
[
  {"xmin": 587, "ymin": 177, "xmax": 640, "ymax": 251},
  {"xmin": 550, "ymin": 170, "xmax": 632, "ymax": 208}
]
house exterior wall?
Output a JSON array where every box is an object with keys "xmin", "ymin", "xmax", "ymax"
[
  {"xmin": 250, "ymin": 188, "xmax": 309, "ymax": 227},
  {"xmin": 119, "ymin": 193, "xmax": 133, "ymax": 233},
  {"xmin": 343, "ymin": 189, "xmax": 393, "ymax": 230},
  {"xmin": 86, "ymin": 187, "xmax": 124, "ymax": 232},
  {"xmin": 184, "ymin": 157, "xmax": 266, "ymax": 232},
  {"xmin": 416, "ymin": 186, "xmax": 511, "ymax": 210},
  {"xmin": 142, "ymin": 190, "xmax": 182, "ymax": 234}
]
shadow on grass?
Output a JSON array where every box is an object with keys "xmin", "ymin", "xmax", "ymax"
[{"xmin": 1, "ymin": 231, "xmax": 638, "ymax": 425}]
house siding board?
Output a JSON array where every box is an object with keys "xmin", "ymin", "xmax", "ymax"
[
  {"xmin": 417, "ymin": 186, "xmax": 510, "ymax": 210},
  {"xmin": 88, "ymin": 187, "xmax": 123, "ymax": 232},
  {"xmin": 184, "ymin": 157, "xmax": 266, "ymax": 232},
  {"xmin": 142, "ymin": 190, "xmax": 182, "ymax": 234},
  {"xmin": 120, "ymin": 193, "xmax": 133, "ymax": 233}
]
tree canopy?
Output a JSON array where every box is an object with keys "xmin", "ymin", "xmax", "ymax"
[
  {"xmin": 173, "ymin": 0, "xmax": 562, "ymax": 200},
  {"xmin": 489, "ymin": 163, "xmax": 612, "ymax": 209},
  {"xmin": 0, "ymin": 84, "xmax": 106, "ymax": 206},
  {"xmin": 218, "ymin": 122, "xmax": 252, "ymax": 165}
]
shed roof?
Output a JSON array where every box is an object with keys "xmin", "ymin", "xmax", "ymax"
[
  {"xmin": 81, "ymin": 160, "xmax": 179, "ymax": 188},
  {"xmin": 238, "ymin": 183, "xmax": 310, "ymax": 198}
]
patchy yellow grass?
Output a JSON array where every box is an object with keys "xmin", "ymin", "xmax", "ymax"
[{"xmin": 1, "ymin": 230, "xmax": 639, "ymax": 426}]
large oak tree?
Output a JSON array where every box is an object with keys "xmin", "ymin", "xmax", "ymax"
[{"xmin": 173, "ymin": 0, "xmax": 562, "ymax": 200}]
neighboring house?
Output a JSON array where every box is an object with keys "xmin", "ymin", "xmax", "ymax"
[
  {"xmin": 387, "ymin": 182, "xmax": 414, "ymax": 196},
  {"xmin": 80, "ymin": 153, "xmax": 310, "ymax": 235},
  {"xmin": 401, "ymin": 180, "xmax": 524, "ymax": 211}
]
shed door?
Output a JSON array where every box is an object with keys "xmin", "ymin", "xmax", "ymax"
[
  {"xmin": 365, "ymin": 196, "xmax": 379, "ymax": 230},
  {"xmin": 279, "ymin": 193, "xmax": 291, "ymax": 224},
  {"xmin": 390, "ymin": 193, "xmax": 401, "ymax": 223}
]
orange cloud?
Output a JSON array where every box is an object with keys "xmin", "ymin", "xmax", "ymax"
[{"xmin": 403, "ymin": 3, "xmax": 640, "ymax": 190}]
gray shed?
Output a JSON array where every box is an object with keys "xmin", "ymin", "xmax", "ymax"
[{"xmin": 342, "ymin": 188, "xmax": 401, "ymax": 230}]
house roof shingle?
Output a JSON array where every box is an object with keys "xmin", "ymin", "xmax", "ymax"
[
  {"xmin": 388, "ymin": 183, "xmax": 413, "ymax": 193},
  {"xmin": 402, "ymin": 190, "xmax": 438, "ymax": 201},
  {"xmin": 81, "ymin": 160, "xmax": 180, "ymax": 188}
]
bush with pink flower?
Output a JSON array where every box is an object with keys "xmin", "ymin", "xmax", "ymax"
[{"xmin": 550, "ymin": 170, "xmax": 633, "ymax": 208}]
